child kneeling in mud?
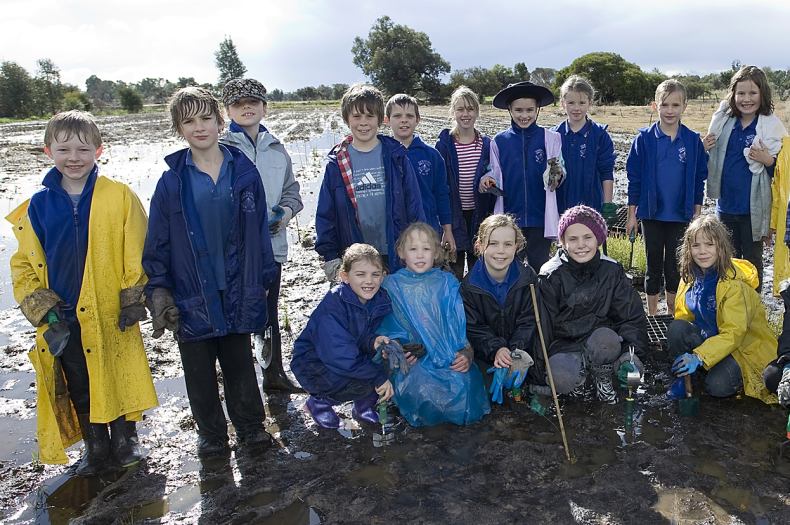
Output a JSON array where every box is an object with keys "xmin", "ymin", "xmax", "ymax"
[
  {"xmin": 461, "ymin": 214, "xmax": 539, "ymax": 403},
  {"xmin": 378, "ymin": 222, "xmax": 490, "ymax": 425},
  {"xmin": 668, "ymin": 215, "xmax": 777, "ymax": 404},
  {"xmin": 536, "ymin": 205, "xmax": 649, "ymax": 403},
  {"xmin": 10, "ymin": 110, "xmax": 157, "ymax": 474},
  {"xmin": 291, "ymin": 244, "xmax": 394, "ymax": 429}
]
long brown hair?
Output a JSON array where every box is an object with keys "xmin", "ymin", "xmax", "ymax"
[
  {"xmin": 678, "ymin": 215, "xmax": 736, "ymax": 284},
  {"xmin": 726, "ymin": 65, "xmax": 774, "ymax": 118}
]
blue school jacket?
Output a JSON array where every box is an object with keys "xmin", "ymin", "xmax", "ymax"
[
  {"xmin": 435, "ymin": 129, "xmax": 496, "ymax": 251},
  {"xmin": 406, "ymin": 135, "xmax": 452, "ymax": 233},
  {"xmin": 143, "ymin": 146, "xmax": 277, "ymax": 342},
  {"xmin": 315, "ymin": 135, "xmax": 425, "ymax": 271},
  {"xmin": 291, "ymin": 282, "xmax": 391, "ymax": 396},
  {"xmin": 626, "ymin": 123, "xmax": 708, "ymax": 221},
  {"xmin": 494, "ymin": 122, "xmax": 549, "ymax": 228},
  {"xmin": 552, "ymin": 119, "xmax": 616, "ymax": 214}
]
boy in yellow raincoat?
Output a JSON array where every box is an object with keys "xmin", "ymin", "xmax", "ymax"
[{"xmin": 8, "ymin": 111, "xmax": 158, "ymax": 475}]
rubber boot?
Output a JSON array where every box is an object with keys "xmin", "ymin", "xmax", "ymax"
[
  {"xmin": 75, "ymin": 413, "xmax": 110, "ymax": 476},
  {"xmin": 260, "ymin": 328, "xmax": 304, "ymax": 394},
  {"xmin": 351, "ymin": 391, "xmax": 379, "ymax": 424},
  {"xmin": 305, "ymin": 396, "xmax": 340, "ymax": 429},
  {"xmin": 591, "ymin": 364, "xmax": 617, "ymax": 404},
  {"xmin": 110, "ymin": 416, "xmax": 143, "ymax": 468}
]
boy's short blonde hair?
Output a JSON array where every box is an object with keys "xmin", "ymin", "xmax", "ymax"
[
  {"xmin": 341, "ymin": 84, "xmax": 385, "ymax": 126},
  {"xmin": 385, "ymin": 93, "xmax": 420, "ymax": 119},
  {"xmin": 168, "ymin": 87, "xmax": 224, "ymax": 135},
  {"xmin": 44, "ymin": 110, "xmax": 102, "ymax": 147},
  {"xmin": 341, "ymin": 243, "xmax": 384, "ymax": 274},
  {"xmin": 655, "ymin": 79, "xmax": 687, "ymax": 105}
]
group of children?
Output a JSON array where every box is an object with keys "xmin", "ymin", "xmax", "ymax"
[{"xmin": 10, "ymin": 65, "xmax": 790, "ymax": 476}]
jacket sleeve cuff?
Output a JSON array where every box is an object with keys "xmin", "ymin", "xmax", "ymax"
[{"xmin": 20, "ymin": 288, "xmax": 62, "ymax": 327}]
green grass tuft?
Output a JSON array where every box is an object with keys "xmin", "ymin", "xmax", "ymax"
[{"xmin": 605, "ymin": 234, "xmax": 648, "ymax": 276}]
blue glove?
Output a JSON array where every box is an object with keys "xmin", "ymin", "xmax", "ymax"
[
  {"xmin": 671, "ymin": 353, "xmax": 702, "ymax": 377},
  {"xmin": 375, "ymin": 340, "xmax": 411, "ymax": 375},
  {"xmin": 487, "ymin": 366, "xmax": 508, "ymax": 404}
]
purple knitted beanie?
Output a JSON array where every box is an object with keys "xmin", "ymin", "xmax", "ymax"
[{"xmin": 557, "ymin": 205, "xmax": 608, "ymax": 245}]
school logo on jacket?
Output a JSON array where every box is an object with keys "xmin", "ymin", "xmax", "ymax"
[
  {"xmin": 241, "ymin": 190, "xmax": 256, "ymax": 213},
  {"xmin": 678, "ymin": 146, "xmax": 687, "ymax": 164},
  {"xmin": 579, "ymin": 143, "xmax": 587, "ymax": 159},
  {"xmin": 535, "ymin": 149, "xmax": 545, "ymax": 164},
  {"xmin": 418, "ymin": 160, "xmax": 431, "ymax": 177}
]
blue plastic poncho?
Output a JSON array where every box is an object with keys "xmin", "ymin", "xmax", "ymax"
[{"xmin": 379, "ymin": 268, "xmax": 490, "ymax": 426}]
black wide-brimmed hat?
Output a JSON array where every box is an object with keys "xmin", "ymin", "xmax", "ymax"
[{"xmin": 492, "ymin": 81, "xmax": 554, "ymax": 109}]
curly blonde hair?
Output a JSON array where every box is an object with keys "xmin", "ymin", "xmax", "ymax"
[
  {"xmin": 678, "ymin": 214, "xmax": 735, "ymax": 284},
  {"xmin": 473, "ymin": 214, "xmax": 525, "ymax": 257}
]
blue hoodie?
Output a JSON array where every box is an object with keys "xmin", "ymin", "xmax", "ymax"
[
  {"xmin": 493, "ymin": 122, "xmax": 548, "ymax": 228},
  {"xmin": 291, "ymin": 282, "xmax": 391, "ymax": 396},
  {"xmin": 552, "ymin": 119, "xmax": 616, "ymax": 214},
  {"xmin": 143, "ymin": 145, "xmax": 277, "ymax": 342},
  {"xmin": 315, "ymin": 135, "xmax": 425, "ymax": 271},
  {"xmin": 406, "ymin": 135, "xmax": 451, "ymax": 233},
  {"xmin": 435, "ymin": 129, "xmax": 496, "ymax": 251},
  {"xmin": 626, "ymin": 122, "xmax": 707, "ymax": 221}
]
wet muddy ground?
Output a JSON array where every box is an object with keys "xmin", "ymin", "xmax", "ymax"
[{"xmin": 0, "ymin": 107, "xmax": 788, "ymax": 524}]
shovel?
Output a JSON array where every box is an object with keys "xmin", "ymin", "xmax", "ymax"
[
  {"xmin": 678, "ymin": 375, "xmax": 700, "ymax": 417},
  {"xmin": 627, "ymin": 229, "xmax": 636, "ymax": 270},
  {"xmin": 623, "ymin": 346, "xmax": 641, "ymax": 432},
  {"xmin": 372, "ymin": 400, "xmax": 394, "ymax": 447}
]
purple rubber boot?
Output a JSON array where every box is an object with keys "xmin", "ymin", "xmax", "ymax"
[
  {"xmin": 305, "ymin": 396, "xmax": 340, "ymax": 429},
  {"xmin": 351, "ymin": 391, "xmax": 380, "ymax": 424}
]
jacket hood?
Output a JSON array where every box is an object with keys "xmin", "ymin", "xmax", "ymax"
[
  {"xmin": 222, "ymin": 125, "xmax": 279, "ymax": 149},
  {"xmin": 730, "ymin": 258, "xmax": 759, "ymax": 289}
]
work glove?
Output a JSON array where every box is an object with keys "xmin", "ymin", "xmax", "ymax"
[
  {"xmin": 402, "ymin": 343, "xmax": 426, "ymax": 359},
  {"xmin": 146, "ymin": 288, "xmax": 180, "ymax": 338},
  {"xmin": 487, "ymin": 366, "xmax": 508, "ymax": 404},
  {"xmin": 268, "ymin": 205, "xmax": 293, "ymax": 235},
  {"xmin": 20, "ymin": 288, "xmax": 62, "ymax": 327},
  {"xmin": 322, "ymin": 258, "xmax": 342, "ymax": 282},
  {"xmin": 373, "ymin": 340, "xmax": 411, "ymax": 375},
  {"xmin": 778, "ymin": 365, "xmax": 790, "ymax": 407},
  {"xmin": 601, "ymin": 202, "xmax": 619, "ymax": 224},
  {"xmin": 504, "ymin": 349, "xmax": 533, "ymax": 389},
  {"xmin": 671, "ymin": 353, "xmax": 703, "ymax": 377},
  {"xmin": 614, "ymin": 350, "xmax": 644, "ymax": 388},
  {"xmin": 543, "ymin": 157, "xmax": 566, "ymax": 191},
  {"xmin": 43, "ymin": 307, "xmax": 70, "ymax": 357},
  {"xmin": 118, "ymin": 286, "xmax": 147, "ymax": 331}
]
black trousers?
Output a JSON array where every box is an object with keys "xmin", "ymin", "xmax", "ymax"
[
  {"xmin": 178, "ymin": 333, "xmax": 265, "ymax": 442},
  {"xmin": 641, "ymin": 219, "xmax": 687, "ymax": 295},
  {"xmin": 521, "ymin": 227, "xmax": 551, "ymax": 274},
  {"xmin": 265, "ymin": 263, "xmax": 282, "ymax": 343},
  {"xmin": 60, "ymin": 321, "xmax": 90, "ymax": 414},
  {"xmin": 718, "ymin": 212, "xmax": 763, "ymax": 290},
  {"xmin": 451, "ymin": 209, "xmax": 479, "ymax": 279}
]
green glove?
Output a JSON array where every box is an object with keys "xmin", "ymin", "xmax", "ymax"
[
  {"xmin": 602, "ymin": 202, "xmax": 618, "ymax": 223},
  {"xmin": 617, "ymin": 361, "xmax": 637, "ymax": 389}
]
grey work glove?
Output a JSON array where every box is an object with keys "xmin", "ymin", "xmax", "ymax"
[
  {"xmin": 119, "ymin": 286, "xmax": 147, "ymax": 331},
  {"xmin": 146, "ymin": 288, "xmax": 180, "ymax": 338},
  {"xmin": 20, "ymin": 288, "xmax": 62, "ymax": 327},
  {"xmin": 322, "ymin": 258, "xmax": 342, "ymax": 282},
  {"xmin": 778, "ymin": 366, "xmax": 790, "ymax": 407}
]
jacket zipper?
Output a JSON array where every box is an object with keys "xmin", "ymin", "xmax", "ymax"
[{"xmin": 178, "ymin": 174, "xmax": 214, "ymax": 333}]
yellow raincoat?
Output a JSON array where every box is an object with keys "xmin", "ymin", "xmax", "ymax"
[
  {"xmin": 675, "ymin": 258, "xmax": 778, "ymax": 404},
  {"xmin": 770, "ymin": 137, "xmax": 790, "ymax": 296},
  {"xmin": 8, "ymin": 176, "xmax": 158, "ymax": 464}
]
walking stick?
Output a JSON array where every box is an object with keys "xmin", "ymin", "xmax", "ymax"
[{"xmin": 530, "ymin": 283, "xmax": 574, "ymax": 463}]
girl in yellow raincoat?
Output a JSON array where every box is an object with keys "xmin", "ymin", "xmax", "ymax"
[
  {"xmin": 8, "ymin": 111, "xmax": 158, "ymax": 475},
  {"xmin": 770, "ymin": 136, "xmax": 790, "ymax": 296},
  {"xmin": 667, "ymin": 214, "xmax": 777, "ymax": 404}
]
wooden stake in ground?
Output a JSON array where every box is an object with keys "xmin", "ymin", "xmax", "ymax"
[{"xmin": 529, "ymin": 283, "xmax": 574, "ymax": 463}]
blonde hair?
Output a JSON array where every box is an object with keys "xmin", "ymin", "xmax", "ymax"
[
  {"xmin": 473, "ymin": 214, "xmax": 525, "ymax": 257},
  {"xmin": 726, "ymin": 65, "xmax": 774, "ymax": 117},
  {"xmin": 678, "ymin": 214, "xmax": 736, "ymax": 284},
  {"xmin": 340, "ymin": 243, "xmax": 384, "ymax": 273},
  {"xmin": 44, "ymin": 110, "xmax": 102, "ymax": 147},
  {"xmin": 341, "ymin": 84, "xmax": 385, "ymax": 126},
  {"xmin": 560, "ymin": 75, "xmax": 595, "ymax": 102},
  {"xmin": 395, "ymin": 222, "xmax": 444, "ymax": 266},
  {"xmin": 655, "ymin": 79, "xmax": 687, "ymax": 104},
  {"xmin": 168, "ymin": 87, "xmax": 224, "ymax": 135},
  {"xmin": 449, "ymin": 85, "xmax": 480, "ymax": 137}
]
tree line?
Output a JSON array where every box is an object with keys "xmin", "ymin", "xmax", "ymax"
[{"xmin": 3, "ymin": 18, "xmax": 790, "ymax": 119}]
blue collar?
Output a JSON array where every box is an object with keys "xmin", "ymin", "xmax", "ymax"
[{"xmin": 42, "ymin": 164, "xmax": 99, "ymax": 195}]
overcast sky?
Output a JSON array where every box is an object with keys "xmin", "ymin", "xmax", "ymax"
[{"xmin": 3, "ymin": 0, "xmax": 790, "ymax": 92}]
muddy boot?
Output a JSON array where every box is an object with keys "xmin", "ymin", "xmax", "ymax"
[
  {"xmin": 257, "ymin": 329, "xmax": 304, "ymax": 394},
  {"xmin": 351, "ymin": 391, "xmax": 379, "ymax": 424},
  {"xmin": 109, "ymin": 416, "xmax": 143, "ymax": 468},
  {"xmin": 75, "ymin": 413, "xmax": 110, "ymax": 476},
  {"xmin": 305, "ymin": 396, "xmax": 340, "ymax": 429},
  {"xmin": 591, "ymin": 364, "xmax": 617, "ymax": 404}
]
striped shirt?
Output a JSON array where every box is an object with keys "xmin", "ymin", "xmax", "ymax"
[{"xmin": 455, "ymin": 136, "xmax": 482, "ymax": 210}]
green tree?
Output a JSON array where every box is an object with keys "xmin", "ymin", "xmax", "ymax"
[
  {"xmin": 513, "ymin": 62, "xmax": 530, "ymax": 82},
  {"xmin": 0, "ymin": 61, "xmax": 35, "ymax": 117},
  {"xmin": 215, "ymin": 36, "xmax": 247, "ymax": 86},
  {"xmin": 530, "ymin": 67, "xmax": 557, "ymax": 88},
  {"xmin": 352, "ymin": 16, "xmax": 450, "ymax": 97},
  {"xmin": 118, "ymin": 86, "xmax": 143, "ymax": 112},
  {"xmin": 85, "ymin": 75, "xmax": 117, "ymax": 107},
  {"xmin": 555, "ymin": 52, "xmax": 656, "ymax": 104},
  {"xmin": 62, "ymin": 89, "xmax": 91, "ymax": 111},
  {"xmin": 34, "ymin": 58, "xmax": 63, "ymax": 114}
]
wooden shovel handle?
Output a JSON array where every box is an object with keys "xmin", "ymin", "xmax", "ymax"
[{"xmin": 684, "ymin": 375, "xmax": 693, "ymax": 398}]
